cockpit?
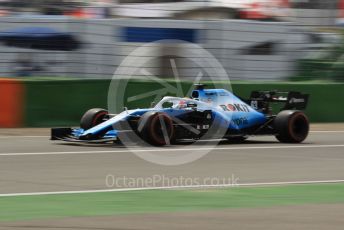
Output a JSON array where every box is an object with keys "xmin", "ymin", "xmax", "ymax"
[{"xmin": 154, "ymin": 97, "xmax": 211, "ymax": 110}]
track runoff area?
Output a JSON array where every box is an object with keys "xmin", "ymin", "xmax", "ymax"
[{"xmin": 0, "ymin": 125, "xmax": 344, "ymax": 223}]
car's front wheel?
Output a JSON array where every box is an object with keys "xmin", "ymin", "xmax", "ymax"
[
  {"xmin": 274, "ymin": 110, "xmax": 309, "ymax": 143},
  {"xmin": 80, "ymin": 108, "xmax": 108, "ymax": 130},
  {"xmin": 137, "ymin": 112, "xmax": 175, "ymax": 146}
]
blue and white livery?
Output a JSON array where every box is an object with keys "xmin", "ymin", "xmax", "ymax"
[{"xmin": 52, "ymin": 84, "xmax": 310, "ymax": 145}]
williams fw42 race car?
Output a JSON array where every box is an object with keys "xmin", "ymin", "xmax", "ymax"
[{"xmin": 51, "ymin": 84, "xmax": 310, "ymax": 146}]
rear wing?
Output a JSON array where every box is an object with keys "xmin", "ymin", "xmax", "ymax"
[{"xmin": 248, "ymin": 91, "xmax": 309, "ymax": 114}]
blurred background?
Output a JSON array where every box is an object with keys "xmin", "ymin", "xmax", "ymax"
[
  {"xmin": 0, "ymin": 0, "xmax": 344, "ymax": 127},
  {"xmin": 0, "ymin": 0, "xmax": 342, "ymax": 80}
]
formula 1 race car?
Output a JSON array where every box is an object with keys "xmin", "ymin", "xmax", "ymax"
[{"xmin": 51, "ymin": 84, "xmax": 310, "ymax": 146}]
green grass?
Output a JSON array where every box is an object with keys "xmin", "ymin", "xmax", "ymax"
[{"xmin": 1, "ymin": 183, "xmax": 344, "ymax": 222}]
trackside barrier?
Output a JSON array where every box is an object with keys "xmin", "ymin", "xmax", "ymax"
[
  {"xmin": 2, "ymin": 79, "xmax": 343, "ymax": 127},
  {"xmin": 0, "ymin": 78, "xmax": 24, "ymax": 127}
]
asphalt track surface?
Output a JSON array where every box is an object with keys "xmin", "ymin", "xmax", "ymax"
[{"xmin": 0, "ymin": 128, "xmax": 344, "ymax": 194}]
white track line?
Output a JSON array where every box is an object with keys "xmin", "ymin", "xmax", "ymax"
[
  {"xmin": 0, "ymin": 136, "xmax": 49, "ymax": 139},
  {"xmin": 310, "ymin": 131, "xmax": 344, "ymax": 133},
  {"xmin": 0, "ymin": 179, "xmax": 344, "ymax": 197},
  {"xmin": 1, "ymin": 144, "xmax": 344, "ymax": 157}
]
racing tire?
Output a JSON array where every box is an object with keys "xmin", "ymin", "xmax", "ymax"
[
  {"xmin": 80, "ymin": 108, "xmax": 108, "ymax": 130},
  {"xmin": 274, "ymin": 110, "xmax": 309, "ymax": 143},
  {"xmin": 137, "ymin": 112, "xmax": 175, "ymax": 146}
]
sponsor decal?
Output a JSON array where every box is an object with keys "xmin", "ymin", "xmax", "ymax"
[
  {"xmin": 197, "ymin": 124, "xmax": 210, "ymax": 130},
  {"xmin": 232, "ymin": 117, "xmax": 249, "ymax": 126},
  {"xmin": 251, "ymin": 100, "xmax": 258, "ymax": 110},
  {"xmin": 205, "ymin": 92, "xmax": 216, "ymax": 96},
  {"xmin": 289, "ymin": 98, "xmax": 305, "ymax": 104},
  {"xmin": 227, "ymin": 104, "xmax": 250, "ymax": 112},
  {"xmin": 220, "ymin": 104, "xmax": 251, "ymax": 112}
]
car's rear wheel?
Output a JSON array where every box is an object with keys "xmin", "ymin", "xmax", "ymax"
[
  {"xmin": 80, "ymin": 108, "xmax": 108, "ymax": 130},
  {"xmin": 137, "ymin": 112, "xmax": 175, "ymax": 146},
  {"xmin": 274, "ymin": 110, "xmax": 309, "ymax": 143}
]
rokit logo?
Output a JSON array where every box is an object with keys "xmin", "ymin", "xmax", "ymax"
[{"xmin": 220, "ymin": 104, "xmax": 250, "ymax": 112}]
